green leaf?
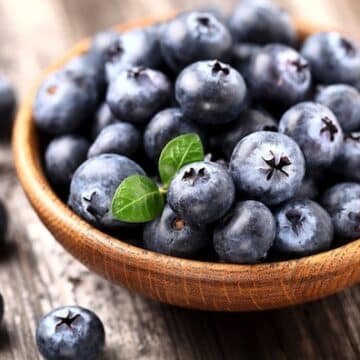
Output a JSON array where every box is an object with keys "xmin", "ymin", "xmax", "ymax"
[
  {"xmin": 158, "ymin": 133, "xmax": 204, "ymax": 186},
  {"xmin": 111, "ymin": 175, "xmax": 164, "ymax": 223}
]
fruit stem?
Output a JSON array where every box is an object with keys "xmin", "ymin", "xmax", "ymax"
[{"xmin": 159, "ymin": 186, "xmax": 168, "ymax": 196}]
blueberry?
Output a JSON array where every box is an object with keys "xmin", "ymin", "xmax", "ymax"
[
  {"xmin": 88, "ymin": 123, "xmax": 141, "ymax": 159},
  {"xmin": 34, "ymin": 70, "xmax": 98, "ymax": 135},
  {"xmin": 293, "ymin": 177, "xmax": 319, "ymax": 200},
  {"xmin": 332, "ymin": 132, "xmax": 360, "ymax": 181},
  {"xmin": 168, "ymin": 161, "xmax": 235, "ymax": 224},
  {"xmin": 229, "ymin": 131, "xmax": 305, "ymax": 205},
  {"xmin": 214, "ymin": 109, "xmax": 277, "ymax": 158},
  {"xmin": 0, "ymin": 76, "xmax": 16, "ymax": 138},
  {"xmin": 106, "ymin": 67, "xmax": 171, "ymax": 124},
  {"xmin": 160, "ymin": 11, "xmax": 232, "ymax": 72},
  {"xmin": 90, "ymin": 29, "xmax": 120, "ymax": 62},
  {"xmin": 69, "ymin": 154, "xmax": 145, "ymax": 229},
  {"xmin": 143, "ymin": 204, "xmax": 208, "ymax": 258},
  {"xmin": 274, "ymin": 199, "xmax": 333, "ymax": 256},
  {"xmin": 301, "ymin": 32, "xmax": 360, "ymax": 85},
  {"xmin": 228, "ymin": 0, "xmax": 297, "ymax": 45},
  {"xmin": 231, "ymin": 43, "xmax": 262, "ymax": 79},
  {"xmin": 248, "ymin": 44, "xmax": 311, "ymax": 106},
  {"xmin": 104, "ymin": 28, "xmax": 162, "ymax": 82},
  {"xmin": 175, "ymin": 60, "xmax": 247, "ymax": 125},
  {"xmin": 45, "ymin": 135, "xmax": 89, "ymax": 187},
  {"xmin": 213, "ymin": 200, "xmax": 276, "ymax": 264},
  {"xmin": 0, "ymin": 200, "xmax": 7, "ymax": 243},
  {"xmin": 0, "ymin": 293, "xmax": 3, "ymax": 324},
  {"xmin": 36, "ymin": 306, "xmax": 105, "ymax": 360},
  {"xmin": 144, "ymin": 107, "xmax": 204, "ymax": 161},
  {"xmin": 321, "ymin": 182, "xmax": 360, "ymax": 240},
  {"xmin": 279, "ymin": 102, "xmax": 343, "ymax": 170},
  {"xmin": 92, "ymin": 103, "xmax": 120, "ymax": 140},
  {"xmin": 314, "ymin": 84, "xmax": 360, "ymax": 132}
]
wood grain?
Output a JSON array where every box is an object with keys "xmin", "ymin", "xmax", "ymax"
[{"xmin": 1, "ymin": 0, "xmax": 360, "ymax": 359}]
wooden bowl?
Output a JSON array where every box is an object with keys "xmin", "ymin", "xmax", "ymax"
[{"xmin": 13, "ymin": 15, "xmax": 360, "ymax": 311}]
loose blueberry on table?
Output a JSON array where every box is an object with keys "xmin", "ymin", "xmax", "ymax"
[
  {"xmin": 33, "ymin": 0, "xmax": 360, "ymax": 271},
  {"xmin": 36, "ymin": 306, "xmax": 105, "ymax": 360}
]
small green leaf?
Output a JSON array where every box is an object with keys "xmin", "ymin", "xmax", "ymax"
[
  {"xmin": 111, "ymin": 175, "xmax": 164, "ymax": 223},
  {"xmin": 158, "ymin": 133, "xmax": 204, "ymax": 186}
]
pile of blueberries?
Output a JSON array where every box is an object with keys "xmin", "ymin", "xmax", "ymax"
[{"xmin": 34, "ymin": 0, "xmax": 360, "ymax": 267}]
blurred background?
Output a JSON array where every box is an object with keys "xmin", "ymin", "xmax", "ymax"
[{"xmin": 0, "ymin": 1, "xmax": 360, "ymax": 359}]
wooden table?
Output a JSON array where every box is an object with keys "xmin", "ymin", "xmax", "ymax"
[{"xmin": 0, "ymin": 0, "xmax": 359, "ymax": 359}]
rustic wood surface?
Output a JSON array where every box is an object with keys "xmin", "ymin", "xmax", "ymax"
[{"xmin": 1, "ymin": 0, "xmax": 360, "ymax": 359}]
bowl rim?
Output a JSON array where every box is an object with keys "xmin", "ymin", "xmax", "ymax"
[{"xmin": 12, "ymin": 14, "xmax": 360, "ymax": 302}]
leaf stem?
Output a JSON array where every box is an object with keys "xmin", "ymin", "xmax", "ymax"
[{"xmin": 159, "ymin": 186, "xmax": 168, "ymax": 196}]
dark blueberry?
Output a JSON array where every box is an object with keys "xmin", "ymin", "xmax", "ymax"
[
  {"xmin": 0, "ymin": 293, "xmax": 3, "ymax": 324},
  {"xmin": 68, "ymin": 154, "xmax": 145, "ymax": 229},
  {"xmin": 168, "ymin": 161, "xmax": 235, "ymax": 224},
  {"xmin": 279, "ymin": 102, "xmax": 343, "ymax": 170},
  {"xmin": 213, "ymin": 200, "xmax": 276, "ymax": 264},
  {"xmin": 34, "ymin": 70, "xmax": 97, "ymax": 135},
  {"xmin": 0, "ymin": 76, "xmax": 16, "ymax": 138},
  {"xmin": 231, "ymin": 43, "xmax": 262, "ymax": 79},
  {"xmin": 36, "ymin": 306, "xmax": 105, "ymax": 360},
  {"xmin": 91, "ymin": 103, "xmax": 121, "ymax": 140},
  {"xmin": 45, "ymin": 135, "xmax": 89, "ymax": 187},
  {"xmin": 321, "ymin": 182, "xmax": 360, "ymax": 240},
  {"xmin": 214, "ymin": 109, "xmax": 277, "ymax": 158},
  {"xmin": 106, "ymin": 67, "xmax": 171, "ymax": 124},
  {"xmin": 293, "ymin": 177, "xmax": 319, "ymax": 200},
  {"xmin": 274, "ymin": 199, "xmax": 333, "ymax": 256},
  {"xmin": 228, "ymin": 0, "xmax": 296, "ymax": 45},
  {"xmin": 175, "ymin": 60, "xmax": 247, "ymax": 125},
  {"xmin": 314, "ymin": 84, "xmax": 360, "ymax": 132},
  {"xmin": 0, "ymin": 200, "xmax": 8, "ymax": 243},
  {"xmin": 301, "ymin": 32, "xmax": 360, "ymax": 85},
  {"xmin": 160, "ymin": 11, "xmax": 232, "ymax": 72},
  {"xmin": 104, "ymin": 28, "xmax": 162, "ymax": 83},
  {"xmin": 88, "ymin": 123, "xmax": 141, "ymax": 159},
  {"xmin": 248, "ymin": 44, "xmax": 311, "ymax": 106},
  {"xmin": 229, "ymin": 131, "xmax": 305, "ymax": 205},
  {"xmin": 144, "ymin": 107, "xmax": 204, "ymax": 162},
  {"xmin": 332, "ymin": 132, "xmax": 360, "ymax": 181},
  {"xmin": 64, "ymin": 53, "xmax": 105, "ymax": 97},
  {"xmin": 143, "ymin": 204, "xmax": 208, "ymax": 258}
]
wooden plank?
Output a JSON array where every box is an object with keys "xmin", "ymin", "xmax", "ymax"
[{"xmin": 0, "ymin": 0, "xmax": 359, "ymax": 359}]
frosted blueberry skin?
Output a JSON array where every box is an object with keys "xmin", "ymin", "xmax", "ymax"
[
  {"xmin": 68, "ymin": 154, "xmax": 145, "ymax": 229},
  {"xmin": 143, "ymin": 204, "xmax": 208, "ymax": 258},
  {"xmin": 214, "ymin": 109, "xmax": 277, "ymax": 158},
  {"xmin": 90, "ymin": 29, "xmax": 120, "ymax": 62},
  {"xmin": 168, "ymin": 161, "xmax": 235, "ymax": 225},
  {"xmin": 36, "ymin": 306, "xmax": 105, "ymax": 360},
  {"xmin": 228, "ymin": 0, "xmax": 296, "ymax": 46},
  {"xmin": 33, "ymin": 70, "xmax": 98, "ymax": 135},
  {"xmin": 229, "ymin": 131, "xmax": 305, "ymax": 206},
  {"xmin": 175, "ymin": 60, "xmax": 247, "ymax": 125},
  {"xmin": 91, "ymin": 103, "xmax": 121, "ymax": 140},
  {"xmin": 213, "ymin": 200, "xmax": 276, "ymax": 264},
  {"xmin": 248, "ymin": 44, "xmax": 311, "ymax": 107},
  {"xmin": 301, "ymin": 32, "xmax": 360, "ymax": 85},
  {"xmin": 103, "ymin": 27, "xmax": 162, "ymax": 83},
  {"xmin": 0, "ymin": 76, "xmax": 16, "ymax": 138},
  {"xmin": 45, "ymin": 135, "xmax": 90, "ymax": 187},
  {"xmin": 314, "ymin": 84, "xmax": 360, "ymax": 132},
  {"xmin": 0, "ymin": 200, "xmax": 7, "ymax": 243},
  {"xmin": 279, "ymin": 102, "xmax": 343, "ymax": 170},
  {"xmin": 88, "ymin": 123, "xmax": 141, "ymax": 159},
  {"xmin": 321, "ymin": 182, "xmax": 360, "ymax": 240},
  {"xmin": 274, "ymin": 199, "xmax": 333, "ymax": 256},
  {"xmin": 332, "ymin": 132, "xmax": 360, "ymax": 182},
  {"xmin": 106, "ymin": 67, "xmax": 171, "ymax": 124},
  {"xmin": 160, "ymin": 11, "xmax": 232, "ymax": 72},
  {"xmin": 144, "ymin": 108, "xmax": 204, "ymax": 162}
]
